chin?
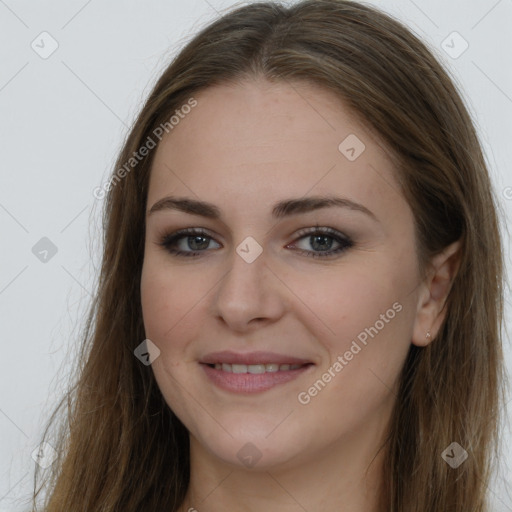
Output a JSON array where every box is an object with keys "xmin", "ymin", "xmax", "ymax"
[{"xmin": 191, "ymin": 415, "xmax": 312, "ymax": 471}]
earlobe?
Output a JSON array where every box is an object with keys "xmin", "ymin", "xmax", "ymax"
[{"xmin": 411, "ymin": 240, "xmax": 462, "ymax": 347}]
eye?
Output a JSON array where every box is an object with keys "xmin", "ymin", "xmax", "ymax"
[
  {"xmin": 158, "ymin": 226, "xmax": 353, "ymax": 259},
  {"xmin": 158, "ymin": 228, "xmax": 221, "ymax": 257},
  {"xmin": 287, "ymin": 226, "xmax": 353, "ymax": 259}
]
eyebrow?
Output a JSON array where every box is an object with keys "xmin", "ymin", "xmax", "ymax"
[{"xmin": 147, "ymin": 195, "xmax": 377, "ymax": 221}]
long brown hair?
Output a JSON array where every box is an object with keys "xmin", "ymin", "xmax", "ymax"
[{"xmin": 33, "ymin": 1, "xmax": 507, "ymax": 510}]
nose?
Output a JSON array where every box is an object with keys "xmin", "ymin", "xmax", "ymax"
[{"xmin": 211, "ymin": 244, "xmax": 287, "ymax": 333}]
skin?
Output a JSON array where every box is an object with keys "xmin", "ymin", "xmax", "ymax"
[{"xmin": 140, "ymin": 78, "xmax": 460, "ymax": 512}]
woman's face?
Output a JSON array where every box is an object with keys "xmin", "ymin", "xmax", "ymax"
[{"xmin": 141, "ymin": 78, "xmax": 425, "ymax": 470}]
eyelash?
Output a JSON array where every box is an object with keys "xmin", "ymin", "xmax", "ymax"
[{"xmin": 158, "ymin": 226, "xmax": 353, "ymax": 259}]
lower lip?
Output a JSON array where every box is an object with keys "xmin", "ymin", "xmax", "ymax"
[{"xmin": 201, "ymin": 363, "xmax": 313, "ymax": 394}]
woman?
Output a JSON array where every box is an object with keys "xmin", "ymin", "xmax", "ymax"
[{"xmin": 33, "ymin": 1, "xmax": 507, "ymax": 510}]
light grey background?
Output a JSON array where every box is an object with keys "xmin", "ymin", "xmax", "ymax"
[{"xmin": 0, "ymin": 0, "xmax": 511, "ymax": 510}]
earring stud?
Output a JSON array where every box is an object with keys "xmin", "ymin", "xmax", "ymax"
[{"xmin": 425, "ymin": 331, "xmax": 431, "ymax": 341}]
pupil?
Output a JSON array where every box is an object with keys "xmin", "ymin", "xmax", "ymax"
[
  {"xmin": 189, "ymin": 236, "xmax": 209, "ymax": 250},
  {"xmin": 311, "ymin": 235, "xmax": 332, "ymax": 251}
]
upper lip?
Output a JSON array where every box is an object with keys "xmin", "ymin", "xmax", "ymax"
[{"xmin": 200, "ymin": 351, "xmax": 313, "ymax": 366}]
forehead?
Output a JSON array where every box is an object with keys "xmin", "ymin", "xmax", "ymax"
[{"xmin": 148, "ymin": 78, "xmax": 403, "ymax": 216}]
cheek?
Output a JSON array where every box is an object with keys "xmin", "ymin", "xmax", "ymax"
[
  {"xmin": 293, "ymin": 260, "xmax": 407, "ymax": 342},
  {"xmin": 140, "ymin": 260, "xmax": 204, "ymax": 348},
  {"xmin": 294, "ymin": 260, "xmax": 415, "ymax": 395},
  {"xmin": 293, "ymin": 269, "xmax": 413, "ymax": 439},
  {"xmin": 140, "ymin": 261, "xmax": 204, "ymax": 408}
]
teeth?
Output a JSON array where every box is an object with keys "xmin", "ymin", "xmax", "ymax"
[
  {"xmin": 232, "ymin": 364, "xmax": 248, "ymax": 374},
  {"xmin": 212, "ymin": 363, "xmax": 304, "ymax": 373},
  {"xmin": 248, "ymin": 364, "xmax": 266, "ymax": 374}
]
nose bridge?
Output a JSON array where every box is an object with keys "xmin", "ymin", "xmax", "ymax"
[
  {"xmin": 212, "ymin": 238, "xmax": 285, "ymax": 329},
  {"xmin": 219, "ymin": 241, "xmax": 267, "ymax": 305}
]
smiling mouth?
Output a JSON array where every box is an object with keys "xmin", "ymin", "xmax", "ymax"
[
  {"xmin": 201, "ymin": 361, "xmax": 314, "ymax": 394},
  {"xmin": 206, "ymin": 362, "xmax": 312, "ymax": 373}
]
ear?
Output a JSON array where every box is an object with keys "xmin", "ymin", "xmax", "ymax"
[{"xmin": 412, "ymin": 240, "xmax": 462, "ymax": 347}]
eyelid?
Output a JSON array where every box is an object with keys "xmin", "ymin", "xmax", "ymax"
[
  {"xmin": 159, "ymin": 227, "xmax": 220, "ymax": 251},
  {"xmin": 290, "ymin": 225, "xmax": 351, "ymax": 242}
]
